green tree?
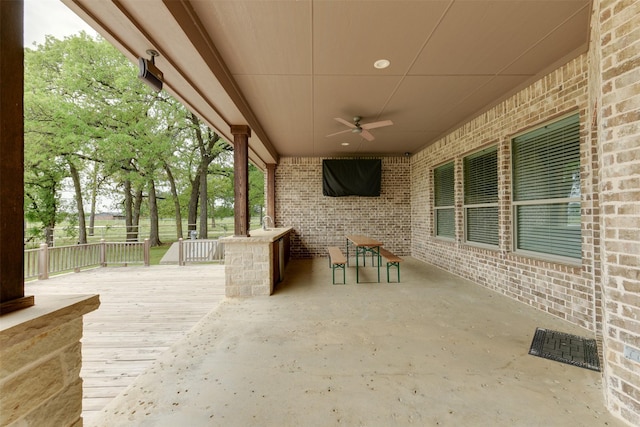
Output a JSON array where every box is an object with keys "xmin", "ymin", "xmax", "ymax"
[
  {"xmin": 180, "ymin": 113, "xmax": 232, "ymax": 238},
  {"xmin": 24, "ymin": 33, "xmax": 262, "ymax": 246}
]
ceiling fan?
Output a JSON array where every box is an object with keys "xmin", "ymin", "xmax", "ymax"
[{"xmin": 326, "ymin": 116, "xmax": 393, "ymax": 141}]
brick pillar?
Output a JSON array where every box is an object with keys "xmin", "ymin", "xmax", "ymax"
[{"xmin": 595, "ymin": 0, "xmax": 640, "ymax": 424}]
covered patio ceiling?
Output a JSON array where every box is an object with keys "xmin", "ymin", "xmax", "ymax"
[{"xmin": 63, "ymin": 0, "xmax": 592, "ymax": 168}]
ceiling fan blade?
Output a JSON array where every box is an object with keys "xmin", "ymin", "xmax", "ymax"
[
  {"xmin": 334, "ymin": 117, "xmax": 356, "ymax": 128},
  {"xmin": 326, "ymin": 129, "xmax": 351, "ymax": 138},
  {"xmin": 360, "ymin": 129, "xmax": 375, "ymax": 141},
  {"xmin": 361, "ymin": 119, "xmax": 393, "ymax": 130}
]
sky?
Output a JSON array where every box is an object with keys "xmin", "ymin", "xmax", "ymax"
[
  {"xmin": 24, "ymin": 0, "xmax": 109, "ymax": 210},
  {"xmin": 24, "ymin": 0, "xmax": 97, "ymax": 47}
]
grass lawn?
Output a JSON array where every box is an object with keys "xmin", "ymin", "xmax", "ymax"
[
  {"xmin": 149, "ymin": 242, "xmax": 173, "ymax": 265},
  {"xmin": 25, "ymin": 217, "xmax": 263, "ymax": 248}
]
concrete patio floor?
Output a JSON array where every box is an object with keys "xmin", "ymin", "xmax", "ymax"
[{"xmin": 89, "ymin": 257, "xmax": 625, "ymax": 427}]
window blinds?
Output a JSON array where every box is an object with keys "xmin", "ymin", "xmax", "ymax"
[
  {"xmin": 464, "ymin": 146, "xmax": 498, "ymax": 246},
  {"xmin": 434, "ymin": 162, "xmax": 455, "ymax": 238},
  {"xmin": 513, "ymin": 114, "xmax": 580, "ymax": 202},
  {"xmin": 512, "ymin": 113, "xmax": 581, "ymax": 260},
  {"xmin": 464, "ymin": 146, "xmax": 498, "ymax": 205},
  {"xmin": 434, "ymin": 162, "xmax": 454, "ymax": 206}
]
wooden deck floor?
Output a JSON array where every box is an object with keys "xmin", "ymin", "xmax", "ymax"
[{"xmin": 25, "ymin": 264, "xmax": 226, "ymax": 423}]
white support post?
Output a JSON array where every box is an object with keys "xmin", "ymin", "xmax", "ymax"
[
  {"xmin": 144, "ymin": 238, "xmax": 150, "ymax": 266},
  {"xmin": 37, "ymin": 243, "xmax": 49, "ymax": 280},
  {"xmin": 178, "ymin": 238, "xmax": 185, "ymax": 266},
  {"xmin": 100, "ymin": 239, "xmax": 107, "ymax": 267}
]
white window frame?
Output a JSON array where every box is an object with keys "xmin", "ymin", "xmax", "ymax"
[
  {"xmin": 511, "ymin": 113, "xmax": 582, "ymax": 264},
  {"xmin": 463, "ymin": 145, "xmax": 499, "ymax": 249},
  {"xmin": 434, "ymin": 161, "xmax": 455, "ymax": 240}
]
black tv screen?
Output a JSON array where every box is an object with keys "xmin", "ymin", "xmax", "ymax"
[{"xmin": 322, "ymin": 159, "xmax": 381, "ymax": 197}]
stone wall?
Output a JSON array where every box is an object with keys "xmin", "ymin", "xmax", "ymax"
[
  {"xmin": 595, "ymin": 0, "xmax": 640, "ymax": 424},
  {"xmin": 224, "ymin": 237, "xmax": 272, "ymax": 297},
  {"xmin": 275, "ymin": 157, "xmax": 411, "ymax": 258},
  {"xmin": 0, "ymin": 295, "xmax": 99, "ymax": 426},
  {"xmin": 411, "ymin": 54, "xmax": 594, "ymax": 329},
  {"xmin": 222, "ymin": 228, "xmax": 292, "ymax": 297}
]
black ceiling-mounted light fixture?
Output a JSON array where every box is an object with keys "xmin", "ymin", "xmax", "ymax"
[{"xmin": 138, "ymin": 49, "xmax": 163, "ymax": 92}]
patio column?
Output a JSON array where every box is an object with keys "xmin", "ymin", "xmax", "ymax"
[
  {"xmin": 231, "ymin": 125, "xmax": 251, "ymax": 237},
  {"xmin": 0, "ymin": 3, "xmax": 99, "ymax": 425},
  {"xmin": 266, "ymin": 163, "xmax": 276, "ymax": 221},
  {"xmin": 0, "ymin": 0, "xmax": 33, "ymax": 314}
]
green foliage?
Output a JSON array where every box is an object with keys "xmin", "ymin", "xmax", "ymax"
[
  {"xmin": 249, "ymin": 164, "xmax": 265, "ymax": 215},
  {"xmin": 23, "ymin": 33, "xmax": 265, "ymax": 245}
]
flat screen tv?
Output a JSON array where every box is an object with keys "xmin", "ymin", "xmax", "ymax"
[{"xmin": 322, "ymin": 159, "xmax": 381, "ymax": 197}]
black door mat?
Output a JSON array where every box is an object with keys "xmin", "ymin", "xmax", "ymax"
[{"xmin": 528, "ymin": 327, "xmax": 600, "ymax": 372}]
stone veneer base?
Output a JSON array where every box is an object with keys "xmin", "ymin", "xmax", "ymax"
[
  {"xmin": 0, "ymin": 294, "xmax": 100, "ymax": 426},
  {"xmin": 222, "ymin": 227, "xmax": 292, "ymax": 297}
]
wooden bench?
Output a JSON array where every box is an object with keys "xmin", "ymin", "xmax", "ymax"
[
  {"xmin": 328, "ymin": 246, "xmax": 347, "ymax": 284},
  {"xmin": 379, "ymin": 248, "xmax": 403, "ymax": 283}
]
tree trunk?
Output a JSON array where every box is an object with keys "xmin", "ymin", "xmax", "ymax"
[
  {"xmin": 148, "ymin": 179, "xmax": 161, "ymax": 246},
  {"xmin": 163, "ymin": 162, "xmax": 183, "ymax": 239},
  {"xmin": 45, "ymin": 225, "xmax": 54, "ymax": 247},
  {"xmin": 186, "ymin": 113, "xmax": 228, "ymax": 235},
  {"xmin": 198, "ymin": 164, "xmax": 208, "ymax": 238},
  {"xmin": 123, "ymin": 179, "xmax": 137, "ymax": 242},
  {"xmin": 210, "ymin": 198, "xmax": 216, "ymax": 228},
  {"xmin": 68, "ymin": 161, "xmax": 87, "ymax": 244},
  {"xmin": 187, "ymin": 176, "xmax": 199, "ymax": 232},
  {"xmin": 132, "ymin": 187, "xmax": 143, "ymax": 241},
  {"xmin": 88, "ymin": 161, "xmax": 99, "ymax": 236},
  {"xmin": 88, "ymin": 196, "xmax": 96, "ymax": 236}
]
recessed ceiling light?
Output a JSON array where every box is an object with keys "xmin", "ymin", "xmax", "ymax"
[
  {"xmin": 341, "ymin": 142, "xmax": 350, "ymax": 146},
  {"xmin": 374, "ymin": 59, "xmax": 390, "ymax": 69}
]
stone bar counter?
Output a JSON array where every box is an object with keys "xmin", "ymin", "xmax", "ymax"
[
  {"xmin": 0, "ymin": 294, "xmax": 100, "ymax": 426},
  {"xmin": 222, "ymin": 227, "xmax": 292, "ymax": 297}
]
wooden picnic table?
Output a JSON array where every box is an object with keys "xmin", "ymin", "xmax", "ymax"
[{"xmin": 346, "ymin": 235, "xmax": 383, "ymax": 283}]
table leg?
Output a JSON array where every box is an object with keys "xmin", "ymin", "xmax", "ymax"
[
  {"xmin": 346, "ymin": 238, "xmax": 349, "ymax": 267},
  {"xmin": 355, "ymin": 245, "xmax": 360, "ymax": 283},
  {"xmin": 376, "ymin": 246, "xmax": 380, "ymax": 282}
]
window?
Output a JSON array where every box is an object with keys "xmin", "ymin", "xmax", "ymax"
[
  {"xmin": 464, "ymin": 146, "xmax": 498, "ymax": 247},
  {"xmin": 434, "ymin": 162, "xmax": 455, "ymax": 239},
  {"xmin": 512, "ymin": 114, "xmax": 581, "ymax": 261}
]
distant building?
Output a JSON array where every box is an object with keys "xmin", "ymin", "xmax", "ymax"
[{"xmin": 94, "ymin": 212, "xmax": 125, "ymax": 221}]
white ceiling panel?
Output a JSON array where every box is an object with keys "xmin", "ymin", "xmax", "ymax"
[{"xmin": 66, "ymin": 0, "xmax": 591, "ymax": 162}]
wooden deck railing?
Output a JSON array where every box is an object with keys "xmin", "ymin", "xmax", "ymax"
[
  {"xmin": 24, "ymin": 239, "xmax": 150, "ymax": 280},
  {"xmin": 178, "ymin": 238, "xmax": 224, "ymax": 265}
]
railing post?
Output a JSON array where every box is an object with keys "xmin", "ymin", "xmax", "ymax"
[
  {"xmin": 100, "ymin": 239, "xmax": 106, "ymax": 267},
  {"xmin": 178, "ymin": 238, "xmax": 184, "ymax": 266},
  {"xmin": 37, "ymin": 243, "xmax": 49, "ymax": 280},
  {"xmin": 144, "ymin": 238, "xmax": 150, "ymax": 266}
]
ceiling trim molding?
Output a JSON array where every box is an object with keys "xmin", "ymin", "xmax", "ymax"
[
  {"xmin": 67, "ymin": 0, "xmax": 270, "ymax": 169},
  {"xmin": 162, "ymin": 0, "xmax": 279, "ymax": 165}
]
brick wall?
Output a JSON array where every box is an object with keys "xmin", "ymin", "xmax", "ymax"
[
  {"xmin": 271, "ymin": 2, "xmax": 640, "ymax": 423},
  {"xmin": 411, "ymin": 54, "xmax": 594, "ymax": 329},
  {"xmin": 275, "ymin": 157, "xmax": 410, "ymax": 258},
  {"xmin": 596, "ymin": 0, "xmax": 640, "ymax": 424}
]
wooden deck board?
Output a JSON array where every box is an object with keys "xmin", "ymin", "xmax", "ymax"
[{"xmin": 25, "ymin": 265, "xmax": 226, "ymax": 423}]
